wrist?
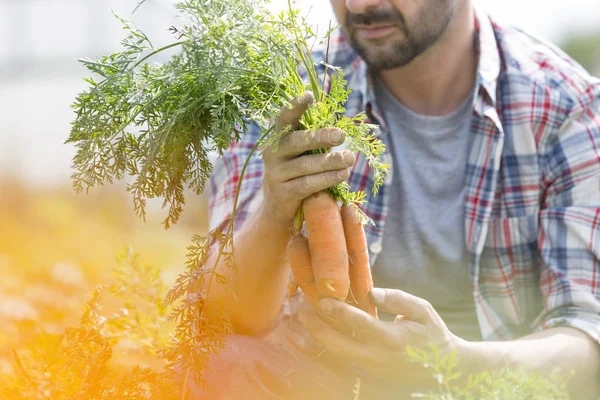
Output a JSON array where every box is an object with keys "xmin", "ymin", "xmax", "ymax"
[
  {"xmin": 259, "ymin": 199, "xmax": 299, "ymax": 231},
  {"xmin": 254, "ymin": 202, "xmax": 296, "ymax": 238},
  {"xmin": 459, "ymin": 339, "xmax": 510, "ymax": 376}
]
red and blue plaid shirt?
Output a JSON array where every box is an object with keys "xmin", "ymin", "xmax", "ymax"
[{"xmin": 208, "ymin": 6, "xmax": 600, "ymax": 344}]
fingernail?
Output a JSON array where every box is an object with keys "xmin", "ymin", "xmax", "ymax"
[
  {"xmin": 369, "ymin": 288, "xmax": 385, "ymax": 305},
  {"xmin": 329, "ymin": 129, "xmax": 342, "ymax": 144},
  {"xmin": 342, "ymin": 151, "xmax": 355, "ymax": 165},
  {"xmin": 319, "ymin": 299, "xmax": 333, "ymax": 315},
  {"xmin": 300, "ymin": 91, "xmax": 315, "ymax": 104}
]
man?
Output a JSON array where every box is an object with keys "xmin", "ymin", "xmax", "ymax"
[{"xmin": 195, "ymin": 0, "xmax": 600, "ymax": 398}]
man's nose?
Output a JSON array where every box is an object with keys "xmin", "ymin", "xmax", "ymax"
[{"xmin": 345, "ymin": 0, "xmax": 384, "ymax": 15}]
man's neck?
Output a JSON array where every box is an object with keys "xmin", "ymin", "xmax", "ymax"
[{"xmin": 376, "ymin": 2, "xmax": 477, "ymax": 116}]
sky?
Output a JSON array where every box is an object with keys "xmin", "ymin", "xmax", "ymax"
[{"xmin": 0, "ymin": 0, "xmax": 598, "ymax": 185}]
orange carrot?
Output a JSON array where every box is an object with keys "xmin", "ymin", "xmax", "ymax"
[
  {"xmin": 287, "ymin": 233, "xmax": 320, "ymax": 310},
  {"xmin": 303, "ymin": 192, "xmax": 350, "ymax": 300},
  {"xmin": 341, "ymin": 205, "xmax": 377, "ymax": 318}
]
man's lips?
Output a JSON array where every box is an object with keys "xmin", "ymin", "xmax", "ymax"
[{"xmin": 355, "ymin": 25, "xmax": 397, "ymax": 39}]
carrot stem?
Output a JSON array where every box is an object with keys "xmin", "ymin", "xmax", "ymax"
[{"xmin": 341, "ymin": 205, "xmax": 377, "ymax": 318}]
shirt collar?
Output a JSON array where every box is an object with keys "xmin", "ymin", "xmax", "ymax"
[{"xmin": 474, "ymin": 3, "xmax": 502, "ymax": 110}]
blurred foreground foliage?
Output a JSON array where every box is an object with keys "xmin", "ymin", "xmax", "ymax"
[
  {"xmin": 403, "ymin": 345, "xmax": 570, "ymax": 400},
  {"xmin": 0, "ymin": 177, "xmax": 206, "ymax": 398},
  {"xmin": 0, "ymin": 178, "xmax": 572, "ymax": 398},
  {"xmin": 0, "ymin": 251, "xmax": 180, "ymax": 399}
]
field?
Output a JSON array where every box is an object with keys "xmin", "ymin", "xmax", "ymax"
[
  {"xmin": 0, "ymin": 177, "xmax": 210, "ymax": 396},
  {"xmin": 0, "ymin": 178, "xmax": 574, "ymax": 399}
]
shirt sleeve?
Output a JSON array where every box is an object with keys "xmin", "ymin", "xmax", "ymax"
[
  {"xmin": 207, "ymin": 122, "xmax": 265, "ymax": 234},
  {"xmin": 533, "ymin": 84, "xmax": 600, "ymax": 345}
]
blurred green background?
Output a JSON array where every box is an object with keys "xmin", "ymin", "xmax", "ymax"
[{"xmin": 0, "ymin": 0, "xmax": 598, "ymax": 187}]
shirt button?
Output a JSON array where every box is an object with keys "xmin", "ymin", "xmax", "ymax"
[{"xmin": 369, "ymin": 240, "xmax": 383, "ymax": 254}]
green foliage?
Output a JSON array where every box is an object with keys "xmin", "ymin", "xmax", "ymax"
[
  {"xmin": 0, "ymin": 250, "xmax": 179, "ymax": 400},
  {"xmin": 80, "ymin": 249, "xmax": 173, "ymax": 357},
  {"xmin": 404, "ymin": 344, "xmax": 571, "ymax": 400},
  {"xmin": 0, "ymin": 243, "xmax": 574, "ymax": 399},
  {"xmin": 68, "ymin": 0, "xmax": 297, "ymax": 228},
  {"xmin": 159, "ymin": 232, "xmax": 234, "ymax": 392},
  {"xmin": 353, "ymin": 377, "xmax": 362, "ymax": 400},
  {"xmin": 68, "ymin": 0, "xmax": 389, "ymax": 229}
]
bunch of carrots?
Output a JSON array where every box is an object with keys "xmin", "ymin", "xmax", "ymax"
[{"xmin": 288, "ymin": 192, "xmax": 378, "ymax": 318}]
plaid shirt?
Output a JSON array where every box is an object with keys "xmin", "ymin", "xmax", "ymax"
[{"xmin": 208, "ymin": 6, "xmax": 600, "ymax": 344}]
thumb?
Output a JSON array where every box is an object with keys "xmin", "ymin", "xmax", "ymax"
[
  {"xmin": 369, "ymin": 288, "xmax": 433, "ymax": 322},
  {"xmin": 275, "ymin": 91, "xmax": 315, "ymax": 133}
]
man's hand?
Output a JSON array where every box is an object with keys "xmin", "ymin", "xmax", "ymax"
[
  {"xmin": 261, "ymin": 91, "xmax": 356, "ymax": 227},
  {"xmin": 298, "ymin": 288, "xmax": 465, "ymax": 383}
]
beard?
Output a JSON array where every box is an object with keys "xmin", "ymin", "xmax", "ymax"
[{"xmin": 343, "ymin": 2, "xmax": 454, "ymax": 71}]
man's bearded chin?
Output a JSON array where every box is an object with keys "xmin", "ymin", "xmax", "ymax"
[
  {"xmin": 348, "ymin": 31, "xmax": 423, "ymax": 71},
  {"xmin": 343, "ymin": 6, "xmax": 451, "ymax": 71}
]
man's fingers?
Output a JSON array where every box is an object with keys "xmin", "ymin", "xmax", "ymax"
[
  {"xmin": 275, "ymin": 91, "xmax": 315, "ymax": 134},
  {"xmin": 275, "ymin": 128, "xmax": 345, "ymax": 159},
  {"xmin": 317, "ymin": 299, "xmax": 401, "ymax": 346},
  {"xmin": 284, "ymin": 168, "xmax": 350, "ymax": 199},
  {"xmin": 275, "ymin": 151, "xmax": 355, "ymax": 182},
  {"xmin": 299, "ymin": 310, "xmax": 388, "ymax": 365},
  {"xmin": 263, "ymin": 127, "xmax": 345, "ymax": 162},
  {"xmin": 369, "ymin": 288, "xmax": 435, "ymax": 323}
]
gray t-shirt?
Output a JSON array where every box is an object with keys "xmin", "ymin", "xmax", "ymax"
[{"xmin": 373, "ymin": 78, "xmax": 482, "ymax": 341}]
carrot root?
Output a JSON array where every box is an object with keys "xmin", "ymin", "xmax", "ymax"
[
  {"xmin": 341, "ymin": 205, "xmax": 377, "ymax": 318},
  {"xmin": 303, "ymin": 192, "xmax": 350, "ymax": 300},
  {"xmin": 287, "ymin": 233, "xmax": 320, "ymax": 310}
]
